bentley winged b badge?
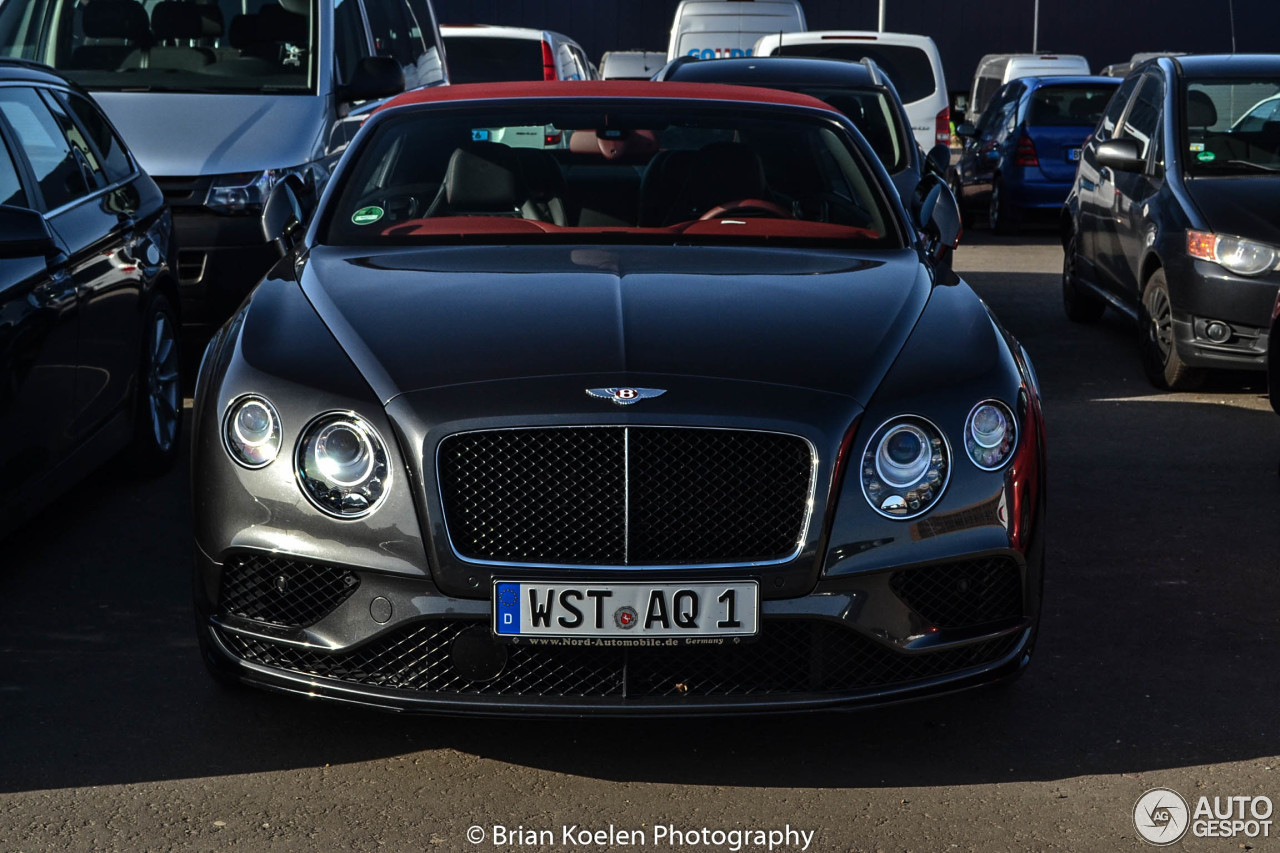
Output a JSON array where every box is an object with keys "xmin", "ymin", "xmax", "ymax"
[{"xmin": 586, "ymin": 387, "xmax": 667, "ymax": 406}]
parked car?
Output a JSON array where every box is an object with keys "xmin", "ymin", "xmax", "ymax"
[
  {"xmin": 599, "ymin": 50, "xmax": 666, "ymax": 81},
  {"xmin": 657, "ymin": 55, "xmax": 950, "ymax": 201},
  {"xmin": 1269, "ymin": 290, "xmax": 1280, "ymax": 418},
  {"xmin": 1100, "ymin": 52, "xmax": 1186, "ymax": 78},
  {"xmin": 440, "ymin": 25, "xmax": 594, "ymax": 83},
  {"xmin": 752, "ymin": 30, "xmax": 950, "ymax": 154},
  {"xmin": 0, "ymin": 59, "xmax": 178, "ymax": 538},
  {"xmin": 951, "ymin": 75, "xmax": 1119, "ymax": 232},
  {"xmin": 190, "ymin": 80, "xmax": 1045, "ymax": 714},
  {"xmin": 967, "ymin": 54, "xmax": 1090, "ymax": 124},
  {"xmin": 667, "ymin": 0, "xmax": 805, "ymax": 61},
  {"xmin": 0, "ymin": 0, "xmax": 447, "ymax": 337},
  {"xmin": 1061, "ymin": 55, "xmax": 1280, "ymax": 390}
]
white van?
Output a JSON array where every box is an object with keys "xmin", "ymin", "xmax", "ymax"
[
  {"xmin": 967, "ymin": 54, "xmax": 1090, "ymax": 122},
  {"xmin": 667, "ymin": 0, "xmax": 805, "ymax": 61},
  {"xmin": 753, "ymin": 31, "xmax": 949, "ymax": 153}
]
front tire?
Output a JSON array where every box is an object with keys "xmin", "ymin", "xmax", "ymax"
[
  {"xmin": 129, "ymin": 292, "xmax": 182, "ymax": 475},
  {"xmin": 1139, "ymin": 269, "xmax": 1204, "ymax": 391},
  {"xmin": 1062, "ymin": 230, "xmax": 1106, "ymax": 323}
]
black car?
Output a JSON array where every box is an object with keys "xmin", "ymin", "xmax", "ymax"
[
  {"xmin": 656, "ymin": 56, "xmax": 951, "ymax": 202},
  {"xmin": 1062, "ymin": 54, "xmax": 1280, "ymax": 389},
  {"xmin": 0, "ymin": 59, "xmax": 179, "ymax": 537},
  {"xmin": 191, "ymin": 81, "xmax": 1045, "ymax": 715}
]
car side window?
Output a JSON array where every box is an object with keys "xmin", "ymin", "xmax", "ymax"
[
  {"xmin": 0, "ymin": 86, "xmax": 92, "ymax": 210},
  {"xmin": 1001, "ymin": 86, "xmax": 1021, "ymax": 134},
  {"xmin": 401, "ymin": 0, "xmax": 445, "ymax": 85},
  {"xmin": 975, "ymin": 88, "xmax": 1008, "ymax": 138},
  {"xmin": 1098, "ymin": 74, "xmax": 1141, "ymax": 141},
  {"xmin": 1120, "ymin": 74, "xmax": 1163, "ymax": 161},
  {"xmin": 361, "ymin": 0, "xmax": 423, "ymax": 67},
  {"xmin": 0, "ymin": 134, "xmax": 28, "ymax": 208},
  {"xmin": 56, "ymin": 92, "xmax": 133, "ymax": 184},
  {"xmin": 39, "ymin": 89, "xmax": 107, "ymax": 191}
]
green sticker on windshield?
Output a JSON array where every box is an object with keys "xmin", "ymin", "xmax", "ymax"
[
  {"xmin": 1197, "ymin": 151, "xmax": 1216, "ymax": 162},
  {"xmin": 352, "ymin": 205, "xmax": 384, "ymax": 225}
]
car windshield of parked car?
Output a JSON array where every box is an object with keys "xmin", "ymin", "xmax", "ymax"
[
  {"xmin": 763, "ymin": 85, "xmax": 907, "ymax": 174},
  {"xmin": 1183, "ymin": 77, "xmax": 1280, "ymax": 175},
  {"xmin": 1026, "ymin": 85, "xmax": 1114, "ymax": 127},
  {"xmin": 0, "ymin": 0, "xmax": 317, "ymax": 93},
  {"xmin": 324, "ymin": 102, "xmax": 898, "ymax": 248},
  {"xmin": 775, "ymin": 43, "xmax": 935, "ymax": 104},
  {"xmin": 442, "ymin": 36, "xmax": 544, "ymax": 84}
]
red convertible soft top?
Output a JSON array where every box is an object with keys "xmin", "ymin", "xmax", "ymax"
[{"xmin": 376, "ymin": 80, "xmax": 842, "ymax": 114}]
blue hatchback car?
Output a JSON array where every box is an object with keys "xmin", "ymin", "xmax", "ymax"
[{"xmin": 950, "ymin": 75, "xmax": 1120, "ymax": 232}]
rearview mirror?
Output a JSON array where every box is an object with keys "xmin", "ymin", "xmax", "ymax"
[
  {"xmin": 0, "ymin": 205, "xmax": 57, "ymax": 259},
  {"xmin": 1096, "ymin": 138, "xmax": 1146, "ymax": 172},
  {"xmin": 925, "ymin": 143, "xmax": 951, "ymax": 176},
  {"xmin": 911, "ymin": 174, "xmax": 962, "ymax": 277},
  {"xmin": 955, "ymin": 122, "xmax": 977, "ymax": 139},
  {"xmin": 338, "ymin": 56, "xmax": 405, "ymax": 105}
]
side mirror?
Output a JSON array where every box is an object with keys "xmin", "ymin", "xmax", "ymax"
[
  {"xmin": 911, "ymin": 174, "xmax": 962, "ymax": 276},
  {"xmin": 925, "ymin": 143, "xmax": 951, "ymax": 176},
  {"xmin": 0, "ymin": 205, "xmax": 57, "ymax": 259},
  {"xmin": 1096, "ymin": 138, "xmax": 1145, "ymax": 172},
  {"xmin": 955, "ymin": 122, "xmax": 977, "ymax": 139},
  {"xmin": 338, "ymin": 56, "xmax": 405, "ymax": 105},
  {"xmin": 261, "ymin": 174, "xmax": 308, "ymax": 252}
]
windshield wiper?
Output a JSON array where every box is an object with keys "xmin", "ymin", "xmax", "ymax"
[{"xmin": 1222, "ymin": 159, "xmax": 1280, "ymax": 173}]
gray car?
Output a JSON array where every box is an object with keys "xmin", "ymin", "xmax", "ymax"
[{"xmin": 0, "ymin": 0, "xmax": 447, "ymax": 334}]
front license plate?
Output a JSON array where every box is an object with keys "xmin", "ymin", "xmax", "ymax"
[
  {"xmin": 1067, "ymin": 147, "xmax": 1082, "ymax": 161},
  {"xmin": 493, "ymin": 581, "xmax": 759, "ymax": 645}
]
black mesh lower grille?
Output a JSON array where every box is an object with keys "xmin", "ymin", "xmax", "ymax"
[
  {"xmin": 889, "ymin": 557, "xmax": 1023, "ymax": 629},
  {"xmin": 437, "ymin": 427, "xmax": 814, "ymax": 566},
  {"xmin": 218, "ymin": 553, "xmax": 360, "ymax": 629},
  {"xmin": 218, "ymin": 619, "xmax": 1020, "ymax": 699}
]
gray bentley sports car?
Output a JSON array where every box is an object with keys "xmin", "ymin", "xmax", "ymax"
[{"xmin": 191, "ymin": 81, "xmax": 1046, "ymax": 714}]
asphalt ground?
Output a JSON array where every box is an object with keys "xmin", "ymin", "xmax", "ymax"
[{"xmin": 2, "ymin": 230, "xmax": 1279, "ymax": 852}]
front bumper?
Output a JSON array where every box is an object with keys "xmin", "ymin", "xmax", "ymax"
[
  {"xmin": 1171, "ymin": 259, "xmax": 1279, "ymax": 371},
  {"xmin": 194, "ymin": 543, "xmax": 1040, "ymax": 715}
]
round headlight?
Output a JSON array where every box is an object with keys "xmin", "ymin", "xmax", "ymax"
[
  {"xmin": 861, "ymin": 416, "xmax": 949, "ymax": 519},
  {"xmin": 296, "ymin": 412, "xmax": 390, "ymax": 518},
  {"xmin": 222, "ymin": 395, "xmax": 281, "ymax": 468},
  {"xmin": 965, "ymin": 400, "xmax": 1017, "ymax": 470}
]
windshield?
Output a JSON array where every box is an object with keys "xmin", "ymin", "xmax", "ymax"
[
  {"xmin": 788, "ymin": 85, "xmax": 906, "ymax": 173},
  {"xmin": 1026, "ymin": 85, "xmax": 1115, "ymax": 127},
  {"xmin": 324, "ymin": 102, "xmax": 898, "ymax": 249},
  {"xmin": 772, "ymin": 43, "xmax": 936, "ymax": 104},
  {"xmin": 1183, "ymin": 77, "xmax": 1280, "ymax": 175},
  {"xmin": 0, "ymin": 0, "xmax": 316, "ymax": 93}
]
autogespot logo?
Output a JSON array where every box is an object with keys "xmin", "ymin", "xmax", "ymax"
[{"xmin": 1134, "ymin": 788, "xmax": 1190, "ymax": 846}]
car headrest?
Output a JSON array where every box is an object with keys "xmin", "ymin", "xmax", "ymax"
[
  {"xmin": 1187, "ymin": 90, "xmax": 1217, "ymax": 128},
  {"xmin": 83, "ymin": 0, "xmax": 150, "ymax": 41},
  {"xmin": 685, "ymin": 141, "xmax": 767, "ymax": 202},
  {"xmin": 152, "ymin": 2, "xmax": 223, "ymax": 40},
  {"xmin": 512, "ymin": 148, "xmax": 564, "ymax": 199},
  {"xmin": 446, "ymin": 142, "xmax": 521, "ymax": 211},
  {"xmin": 227, "ymin": 13, "xmax": 260, "ymax": 47}
]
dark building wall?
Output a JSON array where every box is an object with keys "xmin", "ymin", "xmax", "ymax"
[{"xmin": 432, "ymin": 0, "xmax": 1276, "ymax": 94}]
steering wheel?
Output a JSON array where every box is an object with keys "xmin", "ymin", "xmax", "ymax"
[{"xmin": 698, "ymin": 198, "xmax": 793, "ymax": 220}]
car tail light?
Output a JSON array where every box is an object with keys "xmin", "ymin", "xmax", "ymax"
[
  {"xmin": 541, "ymin": 40, "xmax": 556, "ymax": 80},
  {"xmin": 936, "ymin": 107, "xmax": 950, "ymax": 145},
  {"xmin": 1015, "ymin": 133, "xmax": 1039, "ymax": 167},
  {"xmin": 544, "ymin": 132, "xmax": 562, "ymax": 146}
]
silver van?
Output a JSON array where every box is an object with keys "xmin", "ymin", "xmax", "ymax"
[{"xmin": 0, "ymin": 0, "xmax": 447, "ymax": 331}]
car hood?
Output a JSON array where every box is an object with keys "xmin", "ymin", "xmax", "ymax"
[
  {"xmin": 91, "ymin": 92, "xmax": 327, "ymax": 177},
  {"xmin": 1183, "ymin": 175, "xmax": 1280, "ymax": 245},
  {"xmin": 298, "ymin": 244, "xmax": 932, "ymax": 405}
]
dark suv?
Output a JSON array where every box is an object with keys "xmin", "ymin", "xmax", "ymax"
[
  {"xmin": 1061, "ymin": 54, "xmax": 1280, "ymax": 389},
  {"xmin": 0, "ymin": 59, "xmax": 178, "ymax": 536}
]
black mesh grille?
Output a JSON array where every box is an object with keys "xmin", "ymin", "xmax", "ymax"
[
  {"xmin": 889, "ymin": 557, "xmax": 1023, "ymax": 629},
  {"xmin": 218, "ymin": 554, "xmax": 360, "ymax": 629},
  {"xmin": 437, "ymin": 427, "xmax": 813, "ymax": 566},
  {"xmin": 218, "ymin": 618, "xmax": 1019, "ymax": 699}
]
